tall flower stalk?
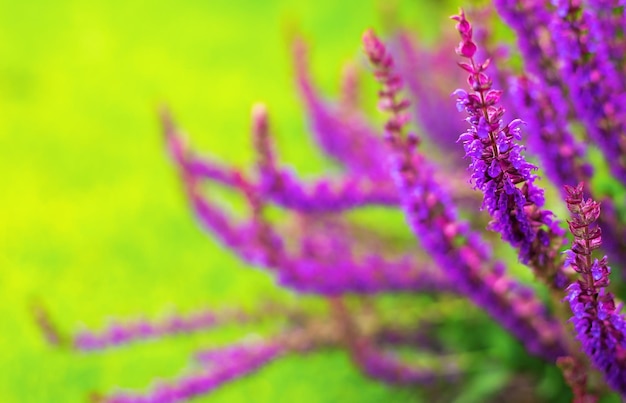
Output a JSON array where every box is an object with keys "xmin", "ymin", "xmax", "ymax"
[
  {"xmin": 453, "ymin": 10, "xmax": 566, "ymax": 289},
  {"xmin": 564, "ymin": 183, "xmax": 626, "ymax": 395}
]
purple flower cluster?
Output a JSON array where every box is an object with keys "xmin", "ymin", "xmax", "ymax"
[
  {"xmin": 166, "ymin": 110, "xmax": 454, "ymax": 296},
  {"xmin": 357, "ymin": 342, "xmax": 460, "ymax": 385},
  {"xmin": 453, "ymin": 11, "xmax": 566, "ymax": 288},
  {"xmin": 105, "ymin": 342, "xmax": 283, "ymax": 403},
  {"xmin": 552, "ymin": 0, "xmax": 626, "ymax": 185},
  {"xmin": 564, "ymin": 183, "xmax": 626, "ymax": 395},
  {"xmin": 497, "ymin": 0, "xmax": 626, "ymax": 272},
  {"xmin": 37, "ymin": 2, "xmax": 626, "ymax": 401},
  {"xmin": 73, "ymin": 308, "xmax": 247, "ymax": 351}
]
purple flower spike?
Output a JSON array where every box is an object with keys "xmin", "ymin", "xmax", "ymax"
[
  {"xmin": 510, "ymin": 75, "xmax": 592, "ymax": 192},
  {"xmin": 104, "ymin": 340, "xmax": 283, "ymax": 402},
  {"xmin": 72, "ymin": 308, "xmax": 250, "ymax": 352},
  {"xmin": 357, "ymin": 341, "xmax": 461, "ymax": 385},
  {"xmin": 251, "ymin": 104, "xmax": 400, "ymax": 212},
  {"xmin": 552, "ymin": 0, "xmax": 626, "ymax": 187},
  {"xmin": 163, "ymin": 105, "xmax": 400, "ymax": 214},
  {"xmin": 494, "ymin": 0, "xmax": 564, "ymax": 91},
  {"xmin": 564, "ymin": 183, "xmax": 626, "ymax": 396},
  {"xmin": 585, "ymin": 0, "xmax": 626, "ymax": 90},
  {"xmin": 165, "ymin": 105, "xmax": 456, "ymax": 296},
  {"xmin": 188, "ymin": 180, "xmax": 456, "ymax": 296},
  {"xmin": 393, "ymin": 32, "xmax": 467, "ymax": 159},
  {"xmin": 164, "ymin": 110, "xmax": 453, "ymax": 297},
  {"xmin": 293, "ymin": 38, "xmax": 388, "ymax": 178},
  {"xmin": 453, "ymin": 10, "xmax": 566, "ymax": 288}
]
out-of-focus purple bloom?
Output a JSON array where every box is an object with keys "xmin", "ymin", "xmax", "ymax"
[
  {"xmin": 165, "ymin": 105, "xmax": 457, "ymax": 296},
  {"xmin": 494, "ymin": 0, "xmax": 564, "ymax": 91},
  {"xmin": 163, "ymin": 107, "xmax": 399, "ymax": 214},
  {"xmin": 104, "ymin": 341, "xmax": 283, "ymax": 403},
  {"xmin": 510, "ymin": 75, "xmax": 592, "ymax": 190},
  {"xmin": 357, "ymin": 341, "xmax": 460, "ymax": 385},
  {"xmin": 251, "ymin": 104, "xmax": 400, "ymax": 211},
  {"xmin": 293, "ymin": 38, "xmax": 389, "ymax": 178},
  {"xmin": 552, "ymin": 0, "xmax": 626, "ymax": 186},
  {"xmin": 393, "ymin": 32, "xmax": 467, "ymax": 159},
  {"xmin": 585, "ymin": 0, "xmax": 626, "ymax": 90},
  {"xmin": 72, "ymin": 308, "xmax": 249, "ymax": 352},
  {"xmin": 186, "ymin": 174, "xmax": 455, "ymax": 296}
]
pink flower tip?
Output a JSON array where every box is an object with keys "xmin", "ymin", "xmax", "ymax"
[
  {"xmin": 362, "ymin": 29, "xmax": 385, "ymax": 64},
  {"xmin": 251, "ymin": 103, "xmax": 268, "ymax": 137}
]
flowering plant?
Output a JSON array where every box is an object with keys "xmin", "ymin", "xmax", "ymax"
[{"xmin": 37, "ymin": 2, "xmax": 626, "ymax": 401}]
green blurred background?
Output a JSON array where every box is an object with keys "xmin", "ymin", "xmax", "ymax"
[{"xmin": 0, "ymin": 0, "xmax": 472, "ymax": 401}]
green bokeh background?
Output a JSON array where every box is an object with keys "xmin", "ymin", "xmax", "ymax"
[{"xmin": 0, "ymin": 1, "xmax": 467, "ymax": 401}]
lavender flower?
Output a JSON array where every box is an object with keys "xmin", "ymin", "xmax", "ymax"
[
  {"xmin": 453, "ymin": 10, "xmax": 566, "ymax": 288},
  {"xmin": 185, "ymin": 167, "xmax": 454, "ymax": 296},
  {"xmin": 104, "ymin": 341, "xmax": 283, "ymax": 403},
  {"xmin": 393, "ymin": 32, "xmax": 467, "ymax": 159},
  {"xmin": 73, "ymin": 308, "xmax": 246, "ymax": 351},
  {"xmin": 164, "ymin": 108, "xmax": 454, "ymax": 296},
  {"xmin": 584, "ymin": 0, "xmax": 626, "ymax": 90},
  {"xmin": 564, "ymin": 183, "xmax": 626, "ymax": 396},
  {"xmin": 163, "ymin": 107, "xmax": 400, "ymax": 213},
  {"xmin": 509, "ymin": 74, "xmax": 592, "ymax": 191},
  {"xmin": 494, "ymin": 0, "xmax": 565, "ymax": 91},
  {"xmin": 251, "ymin": 103, "xmax": 400, "ymax": 211},
  {"xmin": 552, "ymin": 0, "xmax": 626, "ymax": 186},
  {"xmin": 293, "ymin": 38, "xmax": 389, "ymax": 178}
]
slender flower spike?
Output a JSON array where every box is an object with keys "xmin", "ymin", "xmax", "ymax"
[
  {"xmin": 357, "ymin": 342, "xmax": 461, "ymax": 385},
  {"xmin": 292, "ymin": 38, "xmax": 388, "ymax": 178},
  {"xmin": 104, "ymin": 341, "xmax": 284, "ymax": 402},
  {"xmin": 493, "ymin": 0, "xmax": 565, "ymax": 91},
  {"xmin": 250, "ymin": 103, "xmax": 400, "ymax": 212},
  {"xmin": 509, "ymin": 75, "xmax": 592, "ymax": 193},
  {"xmin": 552, "ymin": 0, "xmax": 626, "ymax": 186},
  {"xmin": 452, "ymin": 10, "xmax": 565, "ymax": 288},
  {"xmin": 72, "ymin": 308, "xmax": 247, "ymax": 352},
  {"xmin": 394, "ymin": 32, "xmax": 467, "ymax": 159},
  {"xmin": 564, "ymin": 183, "xmax": 626, "ymax": 396}
]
